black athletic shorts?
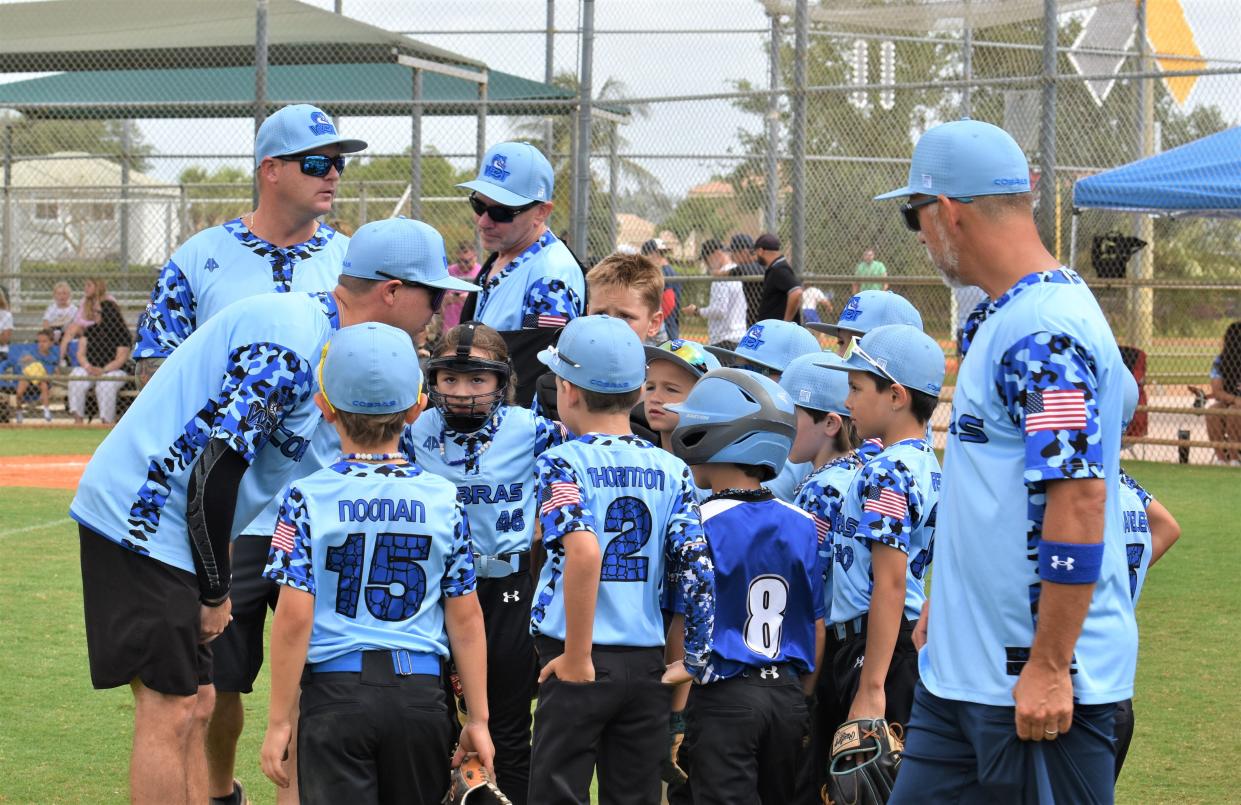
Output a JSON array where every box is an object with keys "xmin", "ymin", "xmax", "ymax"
[
  {"xmin": 79, "ymin": 524, "xmax": 212, "ymax": 696},
  {"xmin": 212, "ymin": 534, "xmax": 280, "ymax": 694}
]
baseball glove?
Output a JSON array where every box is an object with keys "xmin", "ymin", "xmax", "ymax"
[
  {"xmin": 443, "ymin": 754, "xmax": 512, "ymax": 805},
  {"xmin": 823, "ymin": 718, "xmax": 904, "ymax": 805}
]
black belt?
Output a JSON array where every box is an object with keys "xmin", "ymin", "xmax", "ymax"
[{"xmin": 832, "ymin": 614, "xmax": 917, "ymax": 641}]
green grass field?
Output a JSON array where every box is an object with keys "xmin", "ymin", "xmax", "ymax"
[{"xmin": 1, "ymin": 429, "xmax": 1238, "ymax": 803}]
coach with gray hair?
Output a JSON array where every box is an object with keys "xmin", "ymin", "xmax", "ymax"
[{"xmin": 881, "ymin": 119, "xmax": 1134, "ymax": 804}]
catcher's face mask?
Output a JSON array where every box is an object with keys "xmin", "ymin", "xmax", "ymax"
[{"xmin": 427, "ymin": 322, "xmax": 512, "ymax": 433}]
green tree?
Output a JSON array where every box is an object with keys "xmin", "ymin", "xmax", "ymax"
[
  {"xmin": 8, "ymin": 118, "xmax": 153, "ymax": 171},
  {"xmin": 513, "ymin": 72, "xmax": 662, "ymax": 258}
]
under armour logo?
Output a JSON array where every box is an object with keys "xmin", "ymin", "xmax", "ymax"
[
  {"xmin": 204, "ymin": 258, "xmax": 219, "ymax": 272},
  {"xmin": 759, "ymin": 666, "xmax": 779, "ymax": 680},
  {"xmin": 502, "ymin": 591, "xmax": 520, "ymax": 603},
  {"xmin": 1050, "ymin": 556, "xmax": 1075, "ymax": 571}
]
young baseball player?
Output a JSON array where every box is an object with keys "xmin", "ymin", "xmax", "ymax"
[
  {"xmin": 1114, "ymin": 369, "xmax": 1181, "ymax": 780},
  {"xmin": 532, "ymin": 251, "xmax": 666, "ymax": 424},
  {"xmin": 778, "ymin": 351, "xmax": 863, "ymax": 802},
  {"xmin": 804, "ymin": 289, "xmax": 923, "ymax": 356},
  {"xmin": 400, "ymin": 320, "xmax": 567, "ymax": 805},
  {"xmin": 642, "ymin": 337, "xmax": 721, "ymax": 453},
  {"xmin": 825, "ymin": 323, "xmax": 944, "ymax": 729},
  {"xmin": 706, "ymin": 319, "xmax": 823, "ymax": 502},
  {"xmin": 260, "ymin": 322, "xmax": 493, "ymax": 805},
  {"xmin": 661, "ymin": 367, "xmax": 825, "ymax": 804},
  {"xmin": 527, "ymin": 314, "xmax": 715, "ymax": 805}
]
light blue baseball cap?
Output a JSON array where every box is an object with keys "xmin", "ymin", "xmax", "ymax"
[
  {"xmin": 537, "ymin": 315, "xmax": 646, "ymax": 393},
  {"xmin": 780, "ymin": 352, "xmax": 851, "ymax": 416},
  {"xmin": 458, "ymin": 141, "xmax": 555, "ymax": 207},
  {"xmin": 254, "ymin": 104, "xmax": 367, "ymax": 167},
  {"xmin": 807, "ymin": 290, "xmax": 925, "ymax": 339},
  {"xmin": 706, "ymin": 319, "xmax": 822, "ymax": 374},
  {"xmin": 319, "ymin": 323, "xmax": 422, "ymax": 415},
  {"xmin": 341, "ymin": 218, "xmax": 480, "ymax": 292},
  {"xmin": 874, "ymin": 118, "xmax": 1031, "ymax": 201},
  {"xmin": 1121, "ymin": 366, "xmax": 1140, "ymax": 427},
  {"xmin": 644, "ymin": 338, "xmax": 722, "ymax": 379},
  {"xmin": 828, "ymin": 323, "xmax": 945, "ymax": 397}
]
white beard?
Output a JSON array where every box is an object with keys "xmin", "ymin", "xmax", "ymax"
[{"xmin": 928, "ymin": 215, "xmax": 965, "ymax": 289}]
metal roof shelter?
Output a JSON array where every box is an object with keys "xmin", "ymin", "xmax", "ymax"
[{"xmin": 0, "ymin": 0, "xmax": 624, "ymax": 238}]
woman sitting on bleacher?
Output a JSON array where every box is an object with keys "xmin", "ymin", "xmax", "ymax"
[
  {"xmin": 1206, "ymin": 321, "xmax": 1241, "ymax": 465},
  {"xmin": 68, "ymin": 300, "xmax": 132, "ymax": 425}
]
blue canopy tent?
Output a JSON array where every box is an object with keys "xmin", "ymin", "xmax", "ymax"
[{"xmin": 1069, "ymin": 126, "xmax": 1241, "ymax": 266}]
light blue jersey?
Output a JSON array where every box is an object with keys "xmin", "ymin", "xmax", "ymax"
[
  {"xmin": 473, "ymin": 230, "xmax": 584, "ymax": 331},
  {"xmin": 401, "ymin": 404, "xmax": 567, "ymax": 557},
  {"xmin": 135, "ymin": 219, "xmax": 347, "ymax": 359},
  {"xmin": 794, "ymin": 454, "xmax": 864, "ymax": 626},
  {"xmin": 927, "ymin": 268, "xmax": 1136, "ymax": 707},
  {"xmin": 1119, "ymin": 469, "xmax": 1154, "ymax": 606},
  {"xmin": 70, "ymin": 292, "xmax": 339, "ymax": 574},
  {"xmin": 693, "ymin": 493, "xmax": 825, "ymax": 682},
  {"xmin": 263, "ymin": 460, "xmax": 476, "ymax": 663},
  {"xmin": 765, "ymin": 458, "xmax": 814, "ymax": 503},
  {"xmin": 530, "ymin": 434, "xmax": 715, "ymax": 665},
  {"xmin": 832, "ymin": 439, "xmax": 940, "ymax": 624}
]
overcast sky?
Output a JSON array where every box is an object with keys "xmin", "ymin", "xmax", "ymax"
[{"xmin": 2, "ymin": 0, "xmax": 1238, "ymax": 196}]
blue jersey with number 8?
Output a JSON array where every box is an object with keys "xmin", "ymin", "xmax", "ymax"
[
  {"xmin": 263, "ymin": 460, "xmax": 476, "ymax": 664},
  {"xmin": 691, "ymin": 494, "xmax": 825, "ymax": 681}
]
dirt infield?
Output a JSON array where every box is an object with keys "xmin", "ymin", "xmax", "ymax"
[{"xmin": 0, "ymin": 455, "xmax": 89, "ymax": 490}]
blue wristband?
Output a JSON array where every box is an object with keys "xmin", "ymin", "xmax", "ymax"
[{"xmin": 1038, "ymin": 540, "xmax": 1104, "ymax": 584}]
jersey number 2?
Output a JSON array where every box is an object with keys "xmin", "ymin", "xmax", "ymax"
[
  {"xmin": 600, "ymin": 496, "xmax": 652, "ymax": 582},
  {"xmin": 744, "ymin": 575, "xmax": 789, "ymax": 659},
  {"xmin": 326, "ymin": 532, "xmax": 432, "ymax": 621}
]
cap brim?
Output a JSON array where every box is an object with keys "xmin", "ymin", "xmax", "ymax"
[
  {"xmin": 644, "ymin": 346, "xmax": 706, "ymax": 378},
  {"xmin": 873, "ymin": 185, "xmax": 913, "ymax": 201},
  {"xmin": 420, "ymin": 275, "xmax": 481, "ymax": 292},
  {"xmin": 457, "ymin": 179, "xmax": 537, "ymax": 208},
  {"xmin": 805, "ymin": 322, "xmax": 863, "ymax": 339},
  {"xmin": 703, "ymin": 345, "xmax": 779, "ymax": 372}
]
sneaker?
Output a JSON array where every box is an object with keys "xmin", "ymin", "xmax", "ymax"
[
  {"xmin": 43, "ymin": 409, "xmax": 52, "ymax": 422},
  {"xmin": 14, "ymin": 410, "xmax": 23, "ymax": 424}
]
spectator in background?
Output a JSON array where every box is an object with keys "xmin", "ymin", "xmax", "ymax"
[
  {"xmin": 642, "ymin": 237, "xmax": 682, "ymax": 340},
  {"xmin": 754, "ymin": 233, "xmax": 803, "ymax": 324},
  {"xmin": 68, "ymin": 300, "xmax": 132, "ymax": 425},
  {"xmin": 0, "ymin": 288, "xmax": 11, "ymax": 361},
  {"xmin": 800, "ymin": 285, "xmax": 832, "ymax": 324},
  {"xmin": 683, "ymin": 238, "xmax": 745, "ymax": 349},
  {"xmin": 443, "ymin": 241, "xmax": 482, "ymax": 330},
  {"xmin": 42, "ymin": 281, "xmax": 79, "ymax": 343},
  {"xmin": 13, "ymin": 328, "xmax": 59, "ymax": 424},
  {"xmin": 59, "ymin": 277, "xmax": 116, "ymax": 367},
  {"xmin": 729, "ymin": 233, "xmax": 764, "ymax": 327},
  {"xmin": 1206, "ymin": 320, "xmax": 1241, "ymax": 465},
  {"xmin": 852, "ymin": 247, "xmax": 889, "ymax": 294}
]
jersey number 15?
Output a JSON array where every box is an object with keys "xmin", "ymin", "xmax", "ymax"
[{"xmin": 326, "ymin": 532, "xmax": 432, "ymax": 621}]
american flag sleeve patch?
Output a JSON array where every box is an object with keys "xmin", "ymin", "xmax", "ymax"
[
  {"xmin": 863, "ymin": 486, "xmax": 908, "ymax": 520},
  {"xmin": 540, "ymin": 481, "xmax": 581, "ymax": 516},
  {"xmin": 1025, "ymin": 388, "xmax": 1088, "ymax": 432},
  {"xmin": 271, "ymin": 520, "xmax": 297, "ymax": 554},
  {"xmin": 813, "ymin": 515, "xmax": 831, "ymax": 543}
]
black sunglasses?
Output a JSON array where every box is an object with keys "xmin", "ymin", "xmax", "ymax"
[
  {"xmin": 899, "ymin": 195, "xmax": 973, "ymax": 232},
  {"xmin": 468, "ymin": 192, "xmax": 541, "ymax": 224},
  {"xmin": 277, "ymin": 153, "xmax": 346, "ymax": 178},
  {"xmin": 375, "ymin": 271, "xmax": 447, "ymax": 313}
]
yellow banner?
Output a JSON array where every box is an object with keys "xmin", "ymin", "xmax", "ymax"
[{"xmin": 1143, "ymin": 0, "xmax": 1206, "ymax": 106}]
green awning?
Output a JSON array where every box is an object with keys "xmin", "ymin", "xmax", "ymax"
[{"xmin": 0, "ymin": 63, "xmax": 617, "ymax": 120}]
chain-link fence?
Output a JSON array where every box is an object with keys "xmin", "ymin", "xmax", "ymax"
[{"xmin": 1, "ymin": 0, "xmax": 1238, "ymax": 462}]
